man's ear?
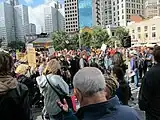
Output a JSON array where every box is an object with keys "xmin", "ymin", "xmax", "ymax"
[
  {"xmin": 104, "ymin": 87, "xmax": 111, "ymax": 100},
  {"xmin": 74, "ymin": 88, "xmax": 82, "ymax": 102}
]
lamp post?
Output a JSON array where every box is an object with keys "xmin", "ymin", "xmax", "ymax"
[{"xmin": 79, "ymin": 32, "xmax": 81, "ymax": 49}]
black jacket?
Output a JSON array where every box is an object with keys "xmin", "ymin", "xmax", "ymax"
[
  {"xmin": 139, "ymin": 64, "xmax": 160, "ymax": 120},
  {"xmin": 63, "ymin": 96, "xmax": 140, "ymax": 120},
  {"xmin": 0, "ymin": 83, "xmax": 31, "ymax": 120}
]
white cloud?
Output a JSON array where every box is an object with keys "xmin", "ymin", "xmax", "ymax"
[
  {"xmin": 28, "ymin": 0, "xmax": 64, "ymax": 33},
  {"xmin": 28, "ymin": 5, "xmax": 45, "ymax": 33},
  {"xmin": 24, "ymin": 0, "xmax": 33, "ymax": 4}
]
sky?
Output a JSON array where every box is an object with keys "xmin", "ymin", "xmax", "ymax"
[
  {"xmin": 17, "ymin": 0, "xmax": 64, "ymax": 33},
  {"xmin": 19, "ymin": 0, "xmax": 64, "ymax": 7}
]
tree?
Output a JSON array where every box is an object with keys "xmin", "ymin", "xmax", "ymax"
[
  {"xmin": 52, "ymin": 31, "xmax": 79, "ymax": 50},
  {"xmin": 80, "ymin": 31, "xmax": 92, "ymax": 47},
  {"xmin": 68, "ymin": 34, "xmax": 79, "ymax": 50},
  {"xmin": 92, "ymin": 26, "xmax": 110, "ymax": 48},
  {"xmin": 52, "ymin": 31, "xmax": 69, "ymax": 50},
  {"xmin": 8, "ymin": 41, "xmax": 25, "ymax": 50},
  {"xmin": 115, "ymin": 27, "xmax": 129, "ymax": 46}
]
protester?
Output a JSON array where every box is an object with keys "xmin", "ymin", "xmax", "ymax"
[
  {"xmin": 0, "ymin": 52, "xmax": 31, "ymax": 120},
  {"xmin": 112, "ymin": 52, "xmax": 127, "ymax": 74},
  {"xmin": 130, "ymin": 53, "xmax": 139, "ymax": 87},
  {"xmin": 79, "ymin": 51, "xmax": 88, "ymax": 69},
  {"xmin": 139, "ymin": 46, "xmax": 160, "ymax": 120},
  {"xmin": 104, "ymin": 51, "xmax": 112, "ymax": 71},
  {"xmin": 113, "ymin": 66, "xmax": 131, "ymax": 105},
  {"xmin": 15, "ymin": 64, "xmax": 35, "ymax": 106},
  {"xmin": 57, "ymin": 67, "xmax": 140, "ymax": 120},
  {"xmin": 39, "ymin": 58, "xmax": 47, "ymax": 76},
  {"xmin": 104, "ymin": 74, "xmax": 119, "ymax": 99},
  {"xmin": 36, "ymin": 59, "xmax": 69, "ymax": 120}
]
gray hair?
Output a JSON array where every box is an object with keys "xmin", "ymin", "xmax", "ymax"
[{"xmin": 73, "ymin": 67, "xmax": 105, "ymax": 97}]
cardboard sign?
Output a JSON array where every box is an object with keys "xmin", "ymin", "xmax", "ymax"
[
  {"xmin": 27, "ymin": 48, "xmax": 36, "ymax": 68},
  {"xmin": 16, "ymin": 53, "xmax": 25, "ymax": 60},
  {"xmin": 48, "ymin": 47, "xmax": 55, "ymax": 55},
  {"xmin": 26, "ymin": 43, "xmax": 33, "ymax": 51},
  {"xmin": 101, "ymin": 44, "xmax": 107, "ymax": 52}
]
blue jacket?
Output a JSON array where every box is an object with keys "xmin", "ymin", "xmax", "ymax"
[{"xmin": 63, "ymin": 96, "xmax": 140, "ymax": 120}]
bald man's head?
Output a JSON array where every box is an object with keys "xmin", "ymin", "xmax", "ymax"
[{"xmin": 73, "ymin": 67, "xmax": 105, "ymax": 97}]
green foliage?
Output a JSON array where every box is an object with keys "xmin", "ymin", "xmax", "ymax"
[
  {"xmin": 80, "ymin": 31, "xmax": 92, "ymax": 47},
  {"xmin": 8, "ymin": 41, "xmax": 25, "ymax": 50},
  {"xmin": 92, "ymin": 26, "xmax": 109, "ymax": 48},
  {"xmin": 52, "ymin": 31, "xmax": 79, "ymax": 50},
  {"xmin": 115, "ymin": 27, "xmax": 129, "ymax": 46}
]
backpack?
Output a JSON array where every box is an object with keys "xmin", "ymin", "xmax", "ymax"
[{"xmin": 0, "ymin": 83, "xmax": 31, "ymax": 120}]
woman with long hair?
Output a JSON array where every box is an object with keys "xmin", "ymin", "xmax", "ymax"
[{"xmin": 36, "ymin": 59, "xmax": 69, "ymax": 120}]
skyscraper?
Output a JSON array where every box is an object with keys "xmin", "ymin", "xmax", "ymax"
[
  {"xmin": 64, "ymin": 0, "xmax": 79, "ymax": 33},
  {"xmin": 78, "ymin": 0, "xmax": 92, "ymax": 28},
  {"xmin": 92, "ymin": 0, "xmax": 106, "ymax": 27},
  {"xmin": 0, "ymin": 2, "xmax": 16, "ymax": 47},
  {"xmin": 5, "ymin": 0, "xmax": 19, "ymax": 6},
  {"xmin": 44, "ymin": 2, "xmax": 65, "ymax": 34},
  {"xmin": 144, "ymin": 0, "xmax": 160, "ymax": 18},
  {"xmin": 29, "ymin": 23, "xmax": 36, "ymax": 35},
  {"xmin": 102, "ymin": 0, "xmax": 144, "ymax": 27},
  {"xmin": 14, "ymin": 5, "xmax": 29, "ymax": 42},
  {"xmin": 44, "ymin": 6, "xmax": 58, "ymax": 33}
]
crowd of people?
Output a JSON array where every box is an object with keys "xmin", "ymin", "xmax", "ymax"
[{"xmin": 0, "ymin": 45, "xmax": 159, "ymax": 120}]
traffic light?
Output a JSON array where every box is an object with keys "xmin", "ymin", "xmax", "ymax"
[{"xmin": 122, "ymin": 36, "xmax": 131, "ymax": 48}]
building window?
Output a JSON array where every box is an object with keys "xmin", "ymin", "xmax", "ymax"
[
  {"xmin": 145, "ymin": 33, "xmax": 148, "ymax": 38},
  {"xmin": 132, "ymin": 35, "xmax": 135, "ymax": 39},
  {"xmin": 137, "ymin": 27, "xmax": 141, "ymax": 32},
  {"xmin": 132, "ymin": 29, "xmax": 135, "ymax": 33},
  {"xmin": 144, "ymin": 26, "xmax": 148, "ymax": 31},
  {"xmin": 122, "ymin": 4, "xmax": 123, "ymax": 8},
  {"xmin": 152, "ymin": 32, "xmax": 156, "ymax": 38},
  {"xmin": 138, "ymin": 34, "xmax": 141, "ymax": 39},
  {"xmin": 112, "ymin": 32, "xmax": 115, "ymax": 36},
  {"xmin": 122, "ymin": 15, "xmax": 124, "ymax": 19},
  {"xmin": 152, "ymin": 26, "xmax": 156, "ymax": 30}
]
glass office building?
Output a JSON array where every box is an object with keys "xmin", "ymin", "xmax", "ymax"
[{"xmin": 78, "ymin": 0, "xmax": 92, "ymax": 29}]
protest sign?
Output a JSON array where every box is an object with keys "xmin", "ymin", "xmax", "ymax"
[{"xmin": 27, "ymin": 48, "xmax": 36, "ymax": 68}]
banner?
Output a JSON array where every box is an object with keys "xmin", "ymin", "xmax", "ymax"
[
  {"xmin": 27, "ymin": 48, "xmax": 36, "ymax": 68},
  {"xmin": 101, "ymin": 44, "xmax": 107, "ymax": 52}
]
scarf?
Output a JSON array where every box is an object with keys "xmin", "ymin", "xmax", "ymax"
[{"xmin": 0, "ymin": 76, "xmax": 17, "ymax": 95}]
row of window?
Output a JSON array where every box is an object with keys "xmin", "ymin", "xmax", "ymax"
[
  {"xmin": 65, "ymin": 0, "xmax": 75, "ymax": 3},
  {"xmin": 65, "ymin": 17, "xmax": 78, "ymax": 21},
  {"xmin": 132, "ymin": 32, "xmax": 156, "ymax": 39},
  {"xmin": 65, "ymin": 7, "xmax": 77, "ymax": 10},
  {"xmin": 126, "ymin": 0, "xmax": 143, "ymax": 3},
  {"xmin": 65, "ymin": 25, "xmax": 78, "ymax": 28},
  {"xmin": 65, "ymin": 3, "xmax": 76, "ymax": 7},
  {"xmin": 127, "ymin": 9, "xmax": 141, "ymax": 14},
  {"xmin": 65, "ymin": 14, "xmax": 78, "ymax": 17},
  {"xmin": 126, "ymin": 3, "xmax": 142, "ymax": 9},
  {"xmin": 113, "ymin": 0, "xmax": 142, "ymax": 5},
  {"xmin": 133, "ymin": 25, "xmax": 156, "ymax": 33},
  {"xmin": 65, "ymin": 21, "xmax": 78, "ymax": 24},
  {"xmin": 65, "ymin": 10, "xmax": 77, "ymax": 14},
  {"xmin": 65, "ymin": 28, "xmax": 78, "ymax": 32}
]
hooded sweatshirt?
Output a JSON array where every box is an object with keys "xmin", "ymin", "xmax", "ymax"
[
  {"xmin": 0, "ymin": 75, "xmax": 17, "ymax": 95},
  {"xmin": 36, "ymin": 74, "xmax": 69, "ymax": 115}
]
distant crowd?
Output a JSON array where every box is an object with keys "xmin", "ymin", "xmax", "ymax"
[{"xmin": 0, "ymin": 45, "xmax": 160, "ymax": 120}]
